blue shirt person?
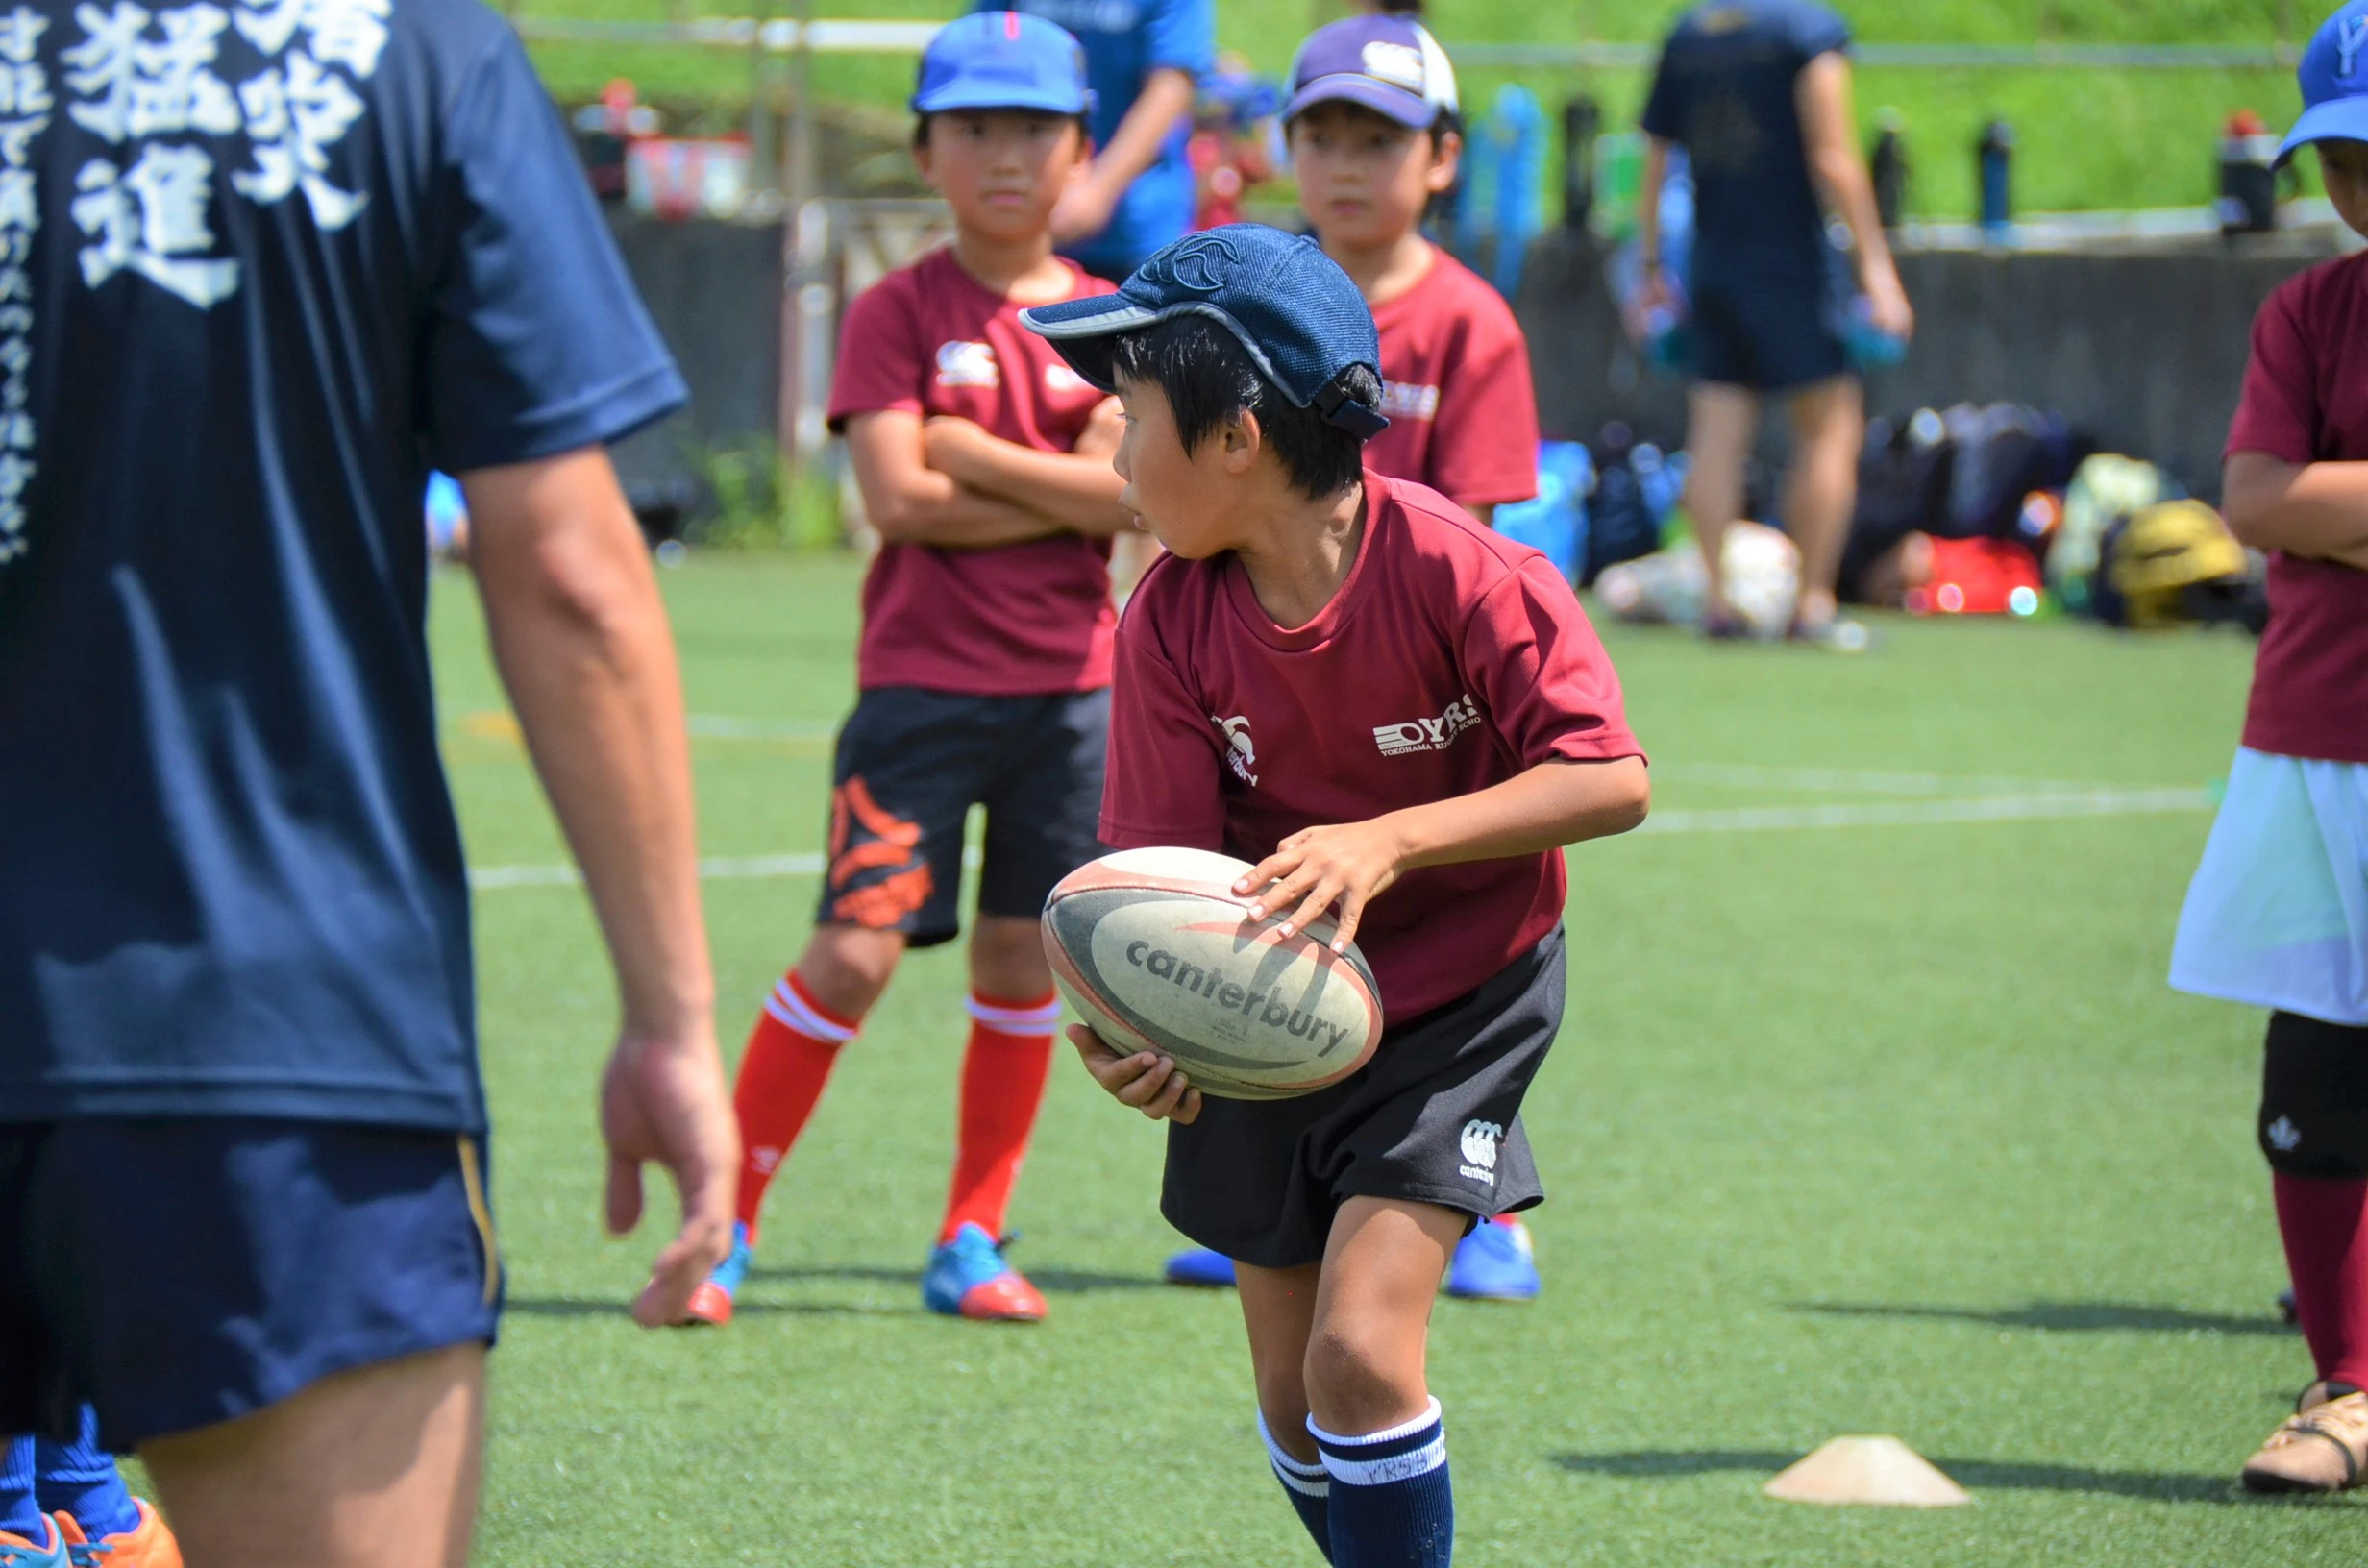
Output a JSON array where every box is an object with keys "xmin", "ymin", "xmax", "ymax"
[
  {"xmin": 996, "ymin": 0, "xmax": 1216, "ymax": 280},
  {"xmin": 0, "ymin": 4, "xmax": 736, "ymax": 1562}
]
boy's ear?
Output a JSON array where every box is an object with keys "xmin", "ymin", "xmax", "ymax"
[
  {"xmin": 1426, "ymin": 129, "xmax": 1463, "ymax": 196},
  {"xmin": 1221, "ymin": 408, "xmax": 1264, "ymax": 476}
]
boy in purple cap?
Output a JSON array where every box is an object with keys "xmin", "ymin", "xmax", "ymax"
[
  {"xmin": 1163, "ymin": 12, "xmax": 1551, "ymax": 1303},
  {"xmin": 1024, "ymin": 225, "xmax": 1649, "ymax": 1566},
  {"xmin": 688, "ymin": 11, "xmax": 1139, "ymax": 1329},
  {"xmin": 2173, "ymin": 0, "xmax": 2368, "ymax": 1494}
]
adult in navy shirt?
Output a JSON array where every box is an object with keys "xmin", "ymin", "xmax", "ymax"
[
  {"xmin": 997, "ymin": 0, "xmax": 1215, "ymax": 281},
  {"xmin": 0, "ymin": 4, "xmax": 737, "ymax": 1564},
  {"xmin": 1638, "ymin": 0, "xmax": 1912, "ymax": 645}
]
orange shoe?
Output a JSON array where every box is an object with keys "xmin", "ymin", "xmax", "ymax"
[
  {"xmin": 0, "ymin": 1515, "xmax": 71, "ymax": 1567},
  {"xmin": 55, "ymin": 1500, "xmax": 182, "ymax": 1568}
]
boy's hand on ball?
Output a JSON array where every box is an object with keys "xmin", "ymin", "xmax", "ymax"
[
  {"xmin": 1238, "ymin": 819, "xmax": 1408, "ymax": 951},
  {"xmin": 1068, "ymin": 1023, "xmax": 1203, "ymax": 1124}
]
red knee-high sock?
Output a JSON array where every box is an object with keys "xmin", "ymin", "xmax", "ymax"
[
  {"xmin": 2275, "ymin": 1172, "xmax": 2368, "ymax": 1389},
  {"xmin": 732, "ymin": 970, "xmax": 862, "ymax": 1241},
  {"xmin": 941, "ymin": 990, "xmax": 1060, "ymax": 1244}
]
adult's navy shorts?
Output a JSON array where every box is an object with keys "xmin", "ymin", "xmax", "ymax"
[
  {"xmin": 0, "ymin": 1120, "xmax": 502, "ymax": 1450},
  {"xmin": 817, "ymin": 687, "xmax": 1110, "ymax": 947},
  {"xmin": 1162, "ymin": 928, "xmax": 1566, "ymax": 1270},
  {"xmin": 1689, "ymin": 273, "xmax": 1853, "ymax": 393}
]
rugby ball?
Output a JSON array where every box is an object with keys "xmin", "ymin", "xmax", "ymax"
[{"xmin": 1042, "ymin": 847, "xmax": 1383, "ymax": 1101}]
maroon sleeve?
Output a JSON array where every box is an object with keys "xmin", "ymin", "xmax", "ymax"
[
  {"xmin": 1426, "ymin": 298, "xmax": 1542, "ymax": 509},
  {"xmin": 1099, "ymin": 590, "xmax": 1227, "ymax": 851},
  {"xmin": 2226, "ymin": 280, "xmax": 2319, "ymax": 465},
  {"xmin": 826, "ymin": 269, "xmax": 925, "ymax": 432},
  {"xmin": 1460, "ymin": 555, "xmax": 1643, "ymax": 766}
]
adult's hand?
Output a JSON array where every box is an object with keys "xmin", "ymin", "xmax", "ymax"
[
  {"xmin": 1863, "ymin": 269, "xmax": 1915, "ymax": 342},
  {"xmin": 602, "ymin": 1024, "xmax": 739, "ymax": 1327}
]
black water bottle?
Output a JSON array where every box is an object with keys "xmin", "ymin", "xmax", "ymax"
[{"xmin": 1870, "ymin": 109, "xmax": 1909, "ymax": 232}]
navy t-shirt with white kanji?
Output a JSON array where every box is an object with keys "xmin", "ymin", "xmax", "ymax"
[
  {"xmin": 1640, "ymin": 0, "xmax": 1850, "ymax": 289},
  {"xmin": 0, "ymin": 0, "xmax": 686, "ymax": 1132}
]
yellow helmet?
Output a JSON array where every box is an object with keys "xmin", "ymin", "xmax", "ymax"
[{"xmin": 2109, "ymin": 500, "xmax": 2249, "ymax": 628}]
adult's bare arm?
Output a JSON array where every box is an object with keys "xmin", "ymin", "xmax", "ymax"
[
  {"xmin": 924, "ymin": 414, "xmax": 1133, "ymax": 534},
  {"xmin": 2225, "ymin": 452, "xmax": 2368, "ymax": 570},
  {"xmin": 1797, "ymin": 53, "xmax": 1913, "ymax": 340},
  {"xmin": 463, "ymin": 446, "xmax": 738, "ymax": 1328},
  {"xmin": 1052, "ymin": 67, "xmax": 1198, "ymax": 245},
  {"xmin": 846, "ymin": 409, "xmax": 1067, "ymax": 549}
]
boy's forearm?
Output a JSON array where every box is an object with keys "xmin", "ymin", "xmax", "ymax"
[
  {"xmin": 1797, "ymin": 55, "xmax": 1901, "ymax": 296},
  {"xmin": 1388, "ymin": 756, "xmax": 1650, "ymax": 871},
  {"xmin": 465, "ymin": 451, "xmax": 715, "ymax": 1039},
  {"xmin": 935, "ymin": 434, "xmax": 1132, "ymax": 534},
  {"xmin": 2225, "ymin": 453, "xmax": 2368, "ymax": 561},
  {"xmin": 1638, "ymin": 138, "xmax": 1668, "ymax": 270},
  {"xmin": 1093, "ymin": 67, "xmax": 1197, "ymax": 198}
]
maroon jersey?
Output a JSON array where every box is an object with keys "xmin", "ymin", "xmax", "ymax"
[
  {"xmin": 1363, "ymin": 249, "xmax": 1541, "ymax": 512},
  {"xmin": 1101, "ymin": 472, "xmax": 1642, "ymax": 1019},
  {"xmin": 828, "ymin": 248, "xmax": 1118, "ymax": 694},
  {"xmin": 2224, "ymin": 252, "xmax": 2368, "ymax": 765}
]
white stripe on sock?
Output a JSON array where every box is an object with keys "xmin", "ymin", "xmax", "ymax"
[
  {"xmin": 966, "ymin": 994, "xmax": 1063, "ymax": 1033},
  {"xmin": 1259, "ymin": 1412, "xmax": 1329, "ymax": 1497},
  {"xmin": 1310, "ymin": 1398, "xmax": 1447, "ymax": 1487},
  {"xmin": 765, "ymin": 978, "xmax": 858, "ymax": 1042}
]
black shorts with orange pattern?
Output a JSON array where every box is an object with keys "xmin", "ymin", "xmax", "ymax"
[{"xmin": 815, "ymin": 686, "xmax": 1110, "ymax": 948}]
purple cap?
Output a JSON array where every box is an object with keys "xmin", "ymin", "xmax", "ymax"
[{"xmin": 1284, "ymin": 16, "xmax": 1460, "ymax": 131}]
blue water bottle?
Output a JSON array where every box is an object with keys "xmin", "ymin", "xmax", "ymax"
[{"xmin": 1977, "ymin": 118, "xmax": 2013, "ymax": 241}]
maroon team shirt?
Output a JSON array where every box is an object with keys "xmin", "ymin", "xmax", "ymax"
[
  {"xmin": 1101, "ymin": 472, "xmax": 1642, "ymax": 1021},
  {"xmin": 1362, "ymin": 249, "xmax": 1542, "ymax": 511},
  {"xmin": 2225, "ymin": 251, "xmax": 2368, "ymax": 765},
  {"xmin": 828, "ymin": 248, "xmax": 1119, "ymax": 694}
]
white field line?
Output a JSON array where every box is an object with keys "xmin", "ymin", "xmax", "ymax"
[{"xmin": 466, "ymin": 786, "xmax": 2216, "ymax": 893}]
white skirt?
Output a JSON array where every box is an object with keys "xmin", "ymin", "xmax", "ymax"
[{"xmin": 2171, "ymin": 747, "xmax": 2368, "ymax": 1027}]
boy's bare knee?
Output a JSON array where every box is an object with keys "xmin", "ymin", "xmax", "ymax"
[
  {"xmin": 799, "ymin": 925, "xmax": 905, "ymax": 1018},
  {"xmin": 1303, "ymin": 1321, "xmax": 1420, "ymax": 1434},
  {"xmin": 968, "ymin": 915, "xmax": 1053, "ymax": 1000}
]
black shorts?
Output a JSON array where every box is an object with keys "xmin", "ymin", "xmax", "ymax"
[
  {"xmin": 818, "ymin": 686, "xmax": 1109, "ymax": 948},
  {"xmin": 0, "ymin": 1118, "xmax": 502, "ymax": 1449},
  {"xmin": 1690, "ymin": 271, "xmax": 1852, "ymax": 393},
  {"xmin": 1162, "ymin": 928, "xmax": 1566, "ymax": 1270}
]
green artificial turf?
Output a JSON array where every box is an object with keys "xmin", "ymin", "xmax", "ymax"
[
  {"xmin": 432, "ymin": 551, "xmax": 2367, "ymax": 1565},
  {"xmin": 516, "ymin": 0, "xmax": 2316, "ymax": 216}
]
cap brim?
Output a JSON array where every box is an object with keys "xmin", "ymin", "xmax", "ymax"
[
  {"xmin": 1283, "ymin": 74, "xmax": 1436, "ymax": 129},
  {"xmin": 2277, "ymin": 98, "xmax": 2368, "ymax": 166},
  {"xmin": 1018, "ymin": 295, "xmax": 1164, "ymax": 391},
  {"xmin": 912, "ymin": 85, "xmax": 1093, "ymax": 116}
]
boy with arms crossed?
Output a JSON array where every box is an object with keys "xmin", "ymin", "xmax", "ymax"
[
  {"xmin": 2171, "ymin": 0, "xmax": 2368, "ymax": 1493},
  {"xmin": 689, "ymin": 12, "xmax": 1136, "ymax": 1327},
  {"xmin": 1164, "ymin": 15, "xmax": 1548, "ymax": 1300},
  {"xmin": 1024, "ymin": 227, "xmax": 1648, "ymax": 1565}
]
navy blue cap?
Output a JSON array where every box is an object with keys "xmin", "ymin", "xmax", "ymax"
[
  {"xmin": 913, "ymin": 11, "xmax": 1094, "ymax": 118},
  {"xmin": 1020, "ymin": 225, "xmax": 1389, "ymax": 438},
  {"xmin": 1285, "ymin": 15, "xmax": 1460, "ymax": 131},
  {"xmin": 2280, "ymin": 2, "xmax": 2368, "ymax": 165}
]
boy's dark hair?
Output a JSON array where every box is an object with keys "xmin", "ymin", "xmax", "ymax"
[
  {"xmin": 1287, "ymin": 97, "xmax": 1462, "ymax": 151},
  {"xmin": 913, "ymin": 110, "xmax": 1091, "ymax": 151},
  {"xmin": 1110, "ymin": 316, "xmax": 1381, "ymax": 500}
]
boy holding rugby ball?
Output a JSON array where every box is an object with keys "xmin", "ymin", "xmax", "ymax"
[{"xmin": 1023, "ymin": 226, "xmax": 1648, "ymax": 1566}]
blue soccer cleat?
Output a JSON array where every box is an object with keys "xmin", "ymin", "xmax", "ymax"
[
  {"xmin": 679, "ymin": 1220, "xmax": 752, "ymax": 1327},
  {"xmin": 1447, "ymin": 1217, "xmax": 1540, "ymax": 1301},
  {"xmin": 924, "ymin": 1223, "xmax": 1047, "ymax": 1322},
  {"xmin": 1164, "ymin": 1247, "xmax": 1237, "ymax": 1287}
]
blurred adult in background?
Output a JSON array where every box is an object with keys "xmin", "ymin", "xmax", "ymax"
[
  {"xmin": 0, "ymin": 5, "xmax": 735, "ymax": 1565},
  {"xmin": 1638, "ymin": 0, "xmax": 1913, "ymax": 648},
  {"xmin": 998, "ymin": 0, "xmax": 1217, "ymax": 282}
]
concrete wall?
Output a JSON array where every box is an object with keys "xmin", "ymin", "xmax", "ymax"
[{"xmin": 1513, "ymin": 228, "xmax": 2335, "ymax": 498}]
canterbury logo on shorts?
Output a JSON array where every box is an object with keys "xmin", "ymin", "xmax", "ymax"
[{"xmin": 826, "ymin": 776, "xmax": 934, "ymax": 927}]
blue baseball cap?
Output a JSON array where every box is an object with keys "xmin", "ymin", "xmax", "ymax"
[
  {"xmin": 2279, "ymin": 1, "xmax": 2368, "ymax": 165},
  {"xmin": 1284, "ymin": 15, "xmax": 1460, "ymax": 131},
  {"xmin": 1020, "ymin": 225, "xmax": 1390, "ymax": 438},
  {"xmin": 912, "ymin": 11, "xmax": 1094, "ymax": 118}
]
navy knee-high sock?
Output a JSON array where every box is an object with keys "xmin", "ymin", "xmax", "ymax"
[
  {"xmin": 0, "ymin": 1436, "xmax": 45, "ymax": 1545},
  {"xmin": 1312, "ymin": 1399, "xmax": 1452, "ymax": 1568},
  {"xmin": 35, "ymin": 1407, "xmax": 139, "ymax": 1539},
  {"xmin": 1260, "ymin": 1411, "xmax": 1333, "ymax": 1562}
]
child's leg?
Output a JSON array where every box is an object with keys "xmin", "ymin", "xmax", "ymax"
[
  {"xmin": 0, "ymin": 1435, "xmax": 41, "ymax": 1543},
  {"xmin": 1304, "ymin": 1198, "xmax": 1465, "ymax": 1568},
  {"xmin": 729, "ymin": 925, "xmax": 903, "ymax": 1240},
  {"xmin": 1238, "ymin": 1261, "xmax": 1328, "ymax": 1559},
  {"xmin": 942, "ymin": 916, "xmax": 1059, "ymax": 1245},
  {"xmin": 2263, "ymin": 1011, "xmax": 2368, "ymax": 1390},
  {"xmin": 33, "ymin": 1405, "xmax": 139, "ymax": 1539}
]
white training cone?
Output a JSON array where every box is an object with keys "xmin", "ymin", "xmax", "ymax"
[{"xmin": 1763, "ymin": 1436, "xmax": 1972, "ymax": 1507}]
